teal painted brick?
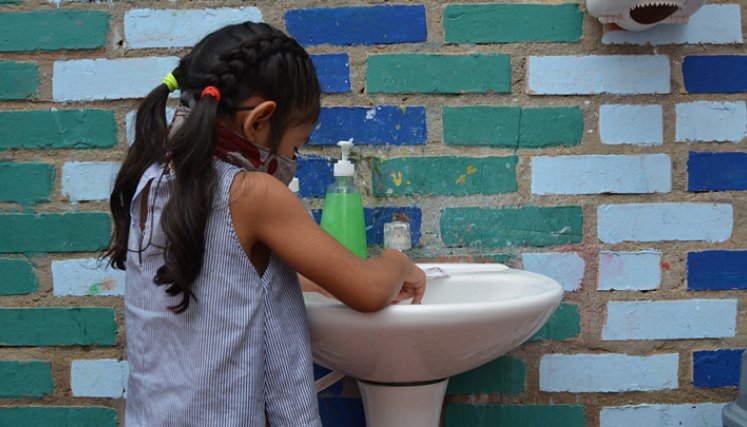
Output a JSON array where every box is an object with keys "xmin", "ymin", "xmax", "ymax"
[
  {"xmin": 520, "ymin": 107, "xmax": 583, "ymax": 148},
  {"xmin": 447, "ymin": 356, "xmax": 525, "ymax": 395},
  {"xmin": 0, "ymin": 0, "xmax": 23, "ymax": 3},
  {"xmin": 0, "ymin": 162, "xmax": 54, "ymax": 204},
  {"xmin": 443, "ymin": 106, "xmax": 583, "ymax": 147},
  {"xmin": 0, "ymin": 308, "xmax": 116, "ymax": 346},
  {"xmin": 0, "ymin": 259, "xmax": 37, "ymax": 295},
  {"xmin": 367, "ymin": 54, "xmax": 511, "ymax": 94},
  {"xmin": 0, "ymin": 213, "xmax": 111, "ymax": 253},
  {"xmin": 445, "ymin": 404, "xmax": 585, "ymax": 427},
  {"xmin": 441, "ymin": 206, "xmax": 583, "ymax": 248},
  {"xmin": 372, "ymin": 156, "xmax": 517, "ymax": 196},
  {"xmin": 0, "ymin": 110, "xmax": 117, "ymax": 149},
  {"xmin": 0, "ymin": 61, "xmax": 38, "ymax": 100},
  {"xmin": 445, "ymin": 4, "xmax": 583, "ymax": 44},
  {"xmin": 0, "ymin": 361, "xmax": 53, "ymax": 397},
  {"xmin": 0, "ymin": 11, "xmax": 109, "ymax": 52},
  {"xmin": 529, "ymin": 303, "xmax": 580, "ymax": 341},
  {"xmin": 0, "ymin": 407, "xmax": 117, "ymax": 426},
  {"xmin": 443, "ymin": 106, "xmax": 521, "ymax": 146}
]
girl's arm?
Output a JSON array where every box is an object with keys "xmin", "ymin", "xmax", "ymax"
[{"xmin": 232, "ymin": 172, "xmax": 425, "ymax": 312}]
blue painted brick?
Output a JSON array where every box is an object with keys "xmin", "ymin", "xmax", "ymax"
[
  {"xmin": 311, "ymin": 54, "xmax": 350, "ymax": 93},
  {"xmin": 318, "ymin": 397, "xmax": 365, "ymax": 427},
  {"xmin": 688, "ymin": 250, "xmax": 747, "ymax": 291},
  {"xmin": 297, "ymin": 156, "xmax": 334, "ymax": 198},
  {"xmin": 313, "ymin": 364, "xmax": 343, "ymax": 396},
  {"xmin": 313, "ymin": 207, "xmax": 422, "ymax": 246},
  {"xmin": 683, "ymin": 56, "xmax": 747, "ymax": 93},
  {"xmin": 309, "ymin": 106, "xmax": 426, "ymax": 146},
  {"xmin": 693, "ymin": 349, "xmax": 744, "ymax": 388},
  {"xmin": 689, "ymin": 152, "xmax": 747, "ymax": 192},
  {"xmin": 286, "ymin": 5, "xmax": 426, "ymax": 46}
]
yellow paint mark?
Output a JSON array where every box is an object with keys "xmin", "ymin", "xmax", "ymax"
[
  {"xmin": 466, "ymin": 165, "xmax": 477, "ymax": 175},
  {"xmin": 399, "ymin": 105, "xmax": 407, "ymax": 113},
  {"xmin": 406, "ymin": 180, "xmax": 411, "ymax": 185},
  {"xmin": 391, "ymin": 171, "xmax": 403, "ymax": 187},
  {"xmin": 456, "ymin": 175, "xmax": 466, "ymax": 185},
  {"xmin": 395, "ymin": 124, "xmax": 401, "ymax": 130},
  {"xmin": 315, "ymin": 123, "xmax": 322, "ymax": 130}
]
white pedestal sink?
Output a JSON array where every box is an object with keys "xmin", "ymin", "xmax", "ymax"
[{"xmin": 303, "ymin": 263, "xmax": 563, "ymax": 427}]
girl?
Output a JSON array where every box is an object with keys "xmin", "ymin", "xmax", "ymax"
[{"xmin": 106, "ymin": 22, "xmax": 426, "ymax": 427}]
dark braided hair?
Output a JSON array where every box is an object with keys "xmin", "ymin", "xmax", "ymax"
[{"xmin": 106, "ymin": 22, "xmax": 321, "ymax": 313}]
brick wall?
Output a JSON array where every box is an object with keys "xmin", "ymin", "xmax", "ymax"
[{"xmin": 0, "ymin": 1, "xmax": 745, "ymax": 426}]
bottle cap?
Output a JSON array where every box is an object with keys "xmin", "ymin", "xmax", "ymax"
[
  {"xmin": 288, "ymin": 177, "xmax": 299, "ymax": 193},
  {"xmin": 334, "ymin": 139, "xmax": 355, "ymax": 177}
]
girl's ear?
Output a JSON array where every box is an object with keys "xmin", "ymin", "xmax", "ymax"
[{"xmin": 242, "ymin": 100, "xmax": 277, "ymax": 144}]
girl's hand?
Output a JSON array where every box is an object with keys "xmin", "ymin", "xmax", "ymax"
[{"xmin": 390, "ymin": 257, "xmax": 426, "ymax": 305}]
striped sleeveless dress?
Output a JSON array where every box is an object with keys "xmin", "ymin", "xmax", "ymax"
[{"xmin": 124, "ymin": 160, "xmax": 322, "ymax": 427}]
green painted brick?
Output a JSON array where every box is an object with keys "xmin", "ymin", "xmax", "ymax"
[
  {"xmin": 0, "ymin": 407, "xmax": 117, "ymax": 427},
  {"xmin": 447, "ymin": 356, "xmax": 525, "ymax": 395},
  {"xmin": 0, "ymin": 361, "xmax": 53, "ymax": 397},
  {"xmin": 0, "ymin": 308, "xmax": 116, "ymax": 346},
  {"xmin": 443, "ymin": 106, "xmax": 583, "ymax": 148},
  {"xmin": 529, "ymin": 303, "xmax": 580, "ymax": 341},
  {"xmin": 445, "ymin": 4, "xmax": 583, "ymax": 44},
  {"xmin": 0, "ymin": 110, "xmax": 117, "ymax": 149},
  {"xmin": 0, "ymin": 213, "xmax": 111, "ymax": 253},
  {"xmin": 0, "ymin": 61, "xmax": 38, "ymax": 100},
  {"xmin": 0, "ymin": 11, "xmax": 109, "ymax": 52},
  {"xmin": 441, "ymin": 206, "xmax": 583, "ymax": 248},
  {"xmin": 520, "ymin": 107, "xmax": 583, "ymax": 148},
  {"xmin": 0, "ymin": 162, "xmax": 54, "ymax": 204},
  {"xmin": 443, "ymin": 106, "xmax": 520, "ymax": 147},
  {"xmin": 372, "ymin": 156, "xmax": 517, "ymax": 196},
  {"xmin": 367, "ymin": 54, "xmax": 511, "ymax": 94},
  {"xmin": 445, "ymin": 404, "xmax": 585, "ymax": 427},
  {"xmin": 0, "ymin": 259, "xmax": 37, "ymax": 295},
  {"xmin": 0, "ymin": 0, "xmax": 23, "ymax": 3}
]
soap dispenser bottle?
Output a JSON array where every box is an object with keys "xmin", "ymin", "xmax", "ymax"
[{"xmin": 320, "ymin": 139, "xmax": 367, "ymax": 259}]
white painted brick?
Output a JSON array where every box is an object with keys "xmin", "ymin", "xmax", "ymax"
[
  {"xmin": 71, "ymin": 359, "xmax": 129, "ymax": 398},
  {"xmin": 527, "ymin": 56, "xmax": 670, "ymax": 95},
  {"xmin": 601, "ymin": 403, "xmax": 727, "ymax": 427},
  {"xmin": 676, "ymin": 101, "xmax": 747, "ymax": 143},
  {"xmin": 599, "ymin": 104, "xmax": 663, "ymax": 146},
  {"xmin": 532, "ymin": 155, "xmax": 671, "ymax": 195},
  {"xmin": 52, "ymin": 258, "xmax": 126, "ymax": 297},
  {"xmin": 522, "ymin": 252, "xmax": 584, "ymax": 292},
  {"xmin": 598, "ymin": 251, "xmax": 661, "ymax": 291},
  {"xmin": 125, "ymin": 8, "xmax": 263, "ymax": 49},
  {"xmin": 540, "ymin": 353, "xmax": 678, "ymax": 392},
  {"xmin": 126, "ymin": 108, "xmax": 176, "ymax": 146},
  {"xmin": 602, "ymin": 4, "xmax": 743, "ymax": 45},
  {"xmin": 62, "ymin": 162, "xmax": 121, "ymax": 203},
  {"xmin": 598, "ymin": 203, "xmax": 732, "ymax": 243},
  {"xmin": 603, "ymin": 299, "xmax": 737, "ymax": 340},
  {"xmin": 53, "ymin": 57, "xmax": 179, "ymax": 101}
]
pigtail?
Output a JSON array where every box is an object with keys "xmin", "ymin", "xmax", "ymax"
[
  {"xmin": 106, "ymin": 82, "xmax": 172, "ymax": 270},
  {"xmin": 153, "ymin": 90, "xmax": 220, "ymax": 313}
]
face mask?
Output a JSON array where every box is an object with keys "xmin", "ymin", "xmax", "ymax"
[
  {"xmin": 218, "ymin": 128, "xmax": 297, "ymax": 186},
  {"xmin": 168, "ymin": 106, "xmax": 297, "ymax": 186}
]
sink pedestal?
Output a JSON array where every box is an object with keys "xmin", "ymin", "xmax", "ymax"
[{"xmin": 357, "ymin": 379, "xmax": 449, "ymax": 427}]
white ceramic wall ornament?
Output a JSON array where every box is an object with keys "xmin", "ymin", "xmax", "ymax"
[{"xmin": 586, "ymin": 0, "xmax": 707, "ymax": 32}]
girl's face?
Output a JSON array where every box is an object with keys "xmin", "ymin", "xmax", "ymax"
[{"xmin": 232, "ymin": 96, "xmax": 314, "ymax": 158}]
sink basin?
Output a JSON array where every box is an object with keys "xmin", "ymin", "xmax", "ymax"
[{"xmin": 303, "ymin": 263, "xmax": 563, "ymax": 383}]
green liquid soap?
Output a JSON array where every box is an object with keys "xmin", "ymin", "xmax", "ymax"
[{"xmin": 321, "ymin": 189, "xmax": 367, "ymax": 259}]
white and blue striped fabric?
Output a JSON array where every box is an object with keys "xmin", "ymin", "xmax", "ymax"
[{"xmin": 124, "ymin": 160, "xmax": 322, "ymax": 427}]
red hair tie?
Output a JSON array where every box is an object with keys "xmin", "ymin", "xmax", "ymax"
[{"xmin": 201, "ymin": 86, "xmax": 221, "ymax": 104}]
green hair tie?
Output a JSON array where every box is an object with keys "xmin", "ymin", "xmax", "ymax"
[{"xmin": 162, "ymin": 73, "xmax": 179, "ymax": 92}]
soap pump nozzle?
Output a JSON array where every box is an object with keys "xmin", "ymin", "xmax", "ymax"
[{"xmin": 334, "ymin": 139, "xmax": 355, "ymax": 177}]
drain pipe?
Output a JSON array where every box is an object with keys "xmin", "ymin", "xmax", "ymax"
[
  {"xmin": 724, "ymin": 352, "xmax": 747, "ymax": 426},
  {"xmin": 315, "ymin": 371, "xmax": 346, "ymax": 393}
]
